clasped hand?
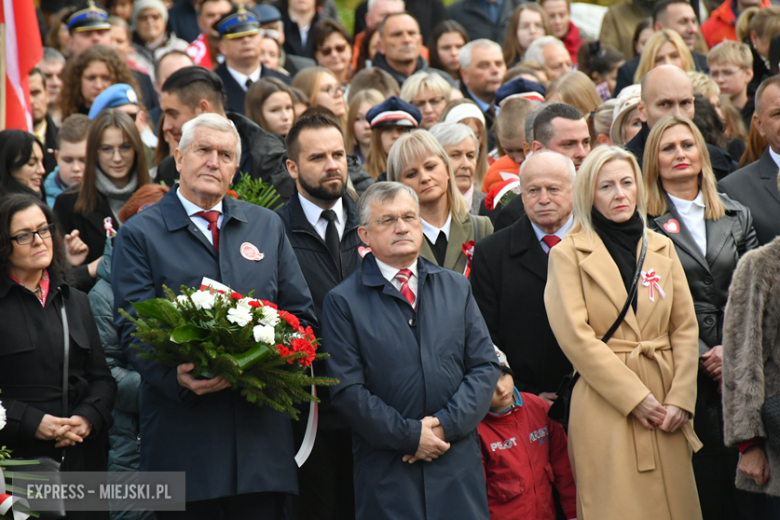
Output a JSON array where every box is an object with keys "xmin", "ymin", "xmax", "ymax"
[
  {"xmin": 403, "ymin": 416, "xmax": 450, "ymax": 464},
  {"xmin": 631, "ymin": 394, "xmax": 690, "ymax": 432},
  {"xmin": 36, "ymin": 414, "xmax": 92, "ymax": 448},
  {"xmin": 177, "ymin": 363, "xmax": 230, "ymax": 395}
]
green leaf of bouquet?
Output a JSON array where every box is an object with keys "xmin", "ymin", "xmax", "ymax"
[
  {"xmin": 171, "ymin": 324, "xmax": 209, "ymax": 344},
  {"xmin": 131, "ymin": 300, "xmax": 175, "ymax": 323},
  {"xmin": 233, "ymin": 343, "xmax": 273, "ymax": 371}
]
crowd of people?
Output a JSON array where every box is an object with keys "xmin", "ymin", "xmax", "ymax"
[{"xmin": 3, "ymin": 0, "xmax": 780, "ymax": 518}]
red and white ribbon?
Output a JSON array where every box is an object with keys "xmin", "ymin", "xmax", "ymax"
[
  {"xmin": 0, "ymin": 493, "xmax": 31, "ymax": 520},
  {"xmin": 641, "ymin": 269, "xmax": 666, "ymax": 302},
  {"xmin": 103, "ymin": 217, "xmax": 117, "ymax": 238},
  {"xmin": 462, "ymin": 240, "xmax": 476, "ymax": 278}
]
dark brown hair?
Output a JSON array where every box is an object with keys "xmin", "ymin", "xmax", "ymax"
[
  {"xmin": 311, "ymin": 19, "xmax": 352, "ymax": 54},
  {"xmin": 77, "ymin": 109, "xmax": 150, "ymax": 214},
  {"xmin": 429, "ymin": 20, "xmax": 469, "ymax": 72},
  {"xmin": 246, "ymin": 78, "xmax": 295, "ymax": 132},
  {"xmin": 285, "ymin": 112, "xmax": 344, "ymax": 163}
]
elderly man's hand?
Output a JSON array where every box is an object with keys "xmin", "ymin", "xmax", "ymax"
[
  {"xmin": 177, "ymin": 363, "xmax": 231, "ymax": 395},
  {"xmin": 403, "ymin": 417, "xmax": 450, "ymax": 464}
]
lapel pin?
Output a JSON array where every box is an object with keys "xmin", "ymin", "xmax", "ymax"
[
  {"xmin": 641, "ymin": 269, "xmax": 666, "ymax": 302},
  {"xmin": 241, "ymin": 242, "xmax": 264, "ymax": 261},
  {"xmin": 358, "ymin": 246, "xmax": 372, "ymax": 258},
  {"xmin": 663, "ymin": 219, "xmax": 680, "ymax": 234}
]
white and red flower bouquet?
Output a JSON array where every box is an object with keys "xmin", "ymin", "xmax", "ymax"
[{"xmin": 120, "ymin": 283, "xmax": 336, "ymax": 419}]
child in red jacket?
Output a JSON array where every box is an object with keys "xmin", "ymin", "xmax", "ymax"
[{"xmin": 479, "ymin": 349, "xmax": 577, "ymax": 520}]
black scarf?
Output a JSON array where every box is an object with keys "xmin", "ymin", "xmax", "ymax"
[{"xmin": 591, "ymin": 208, "xmax": 644, "ymax": 311}]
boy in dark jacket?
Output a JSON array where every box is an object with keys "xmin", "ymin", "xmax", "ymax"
[{"xmin": 479, "ymin": 349, "xmax": 577, "ymax": 520}]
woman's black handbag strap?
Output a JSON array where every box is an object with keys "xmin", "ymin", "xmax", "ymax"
[
  {"xmin": 61, "ymin": 304, "xmax": 69, "ymax": 418},
  {"xmin": 548, "ymin": 231, "xmax": 649, "ymax": 424}
]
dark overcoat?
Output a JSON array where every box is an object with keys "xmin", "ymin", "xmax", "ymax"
[
  {"xmin": 321, "ymin": 253, "xmax": 500, "ymax": 520},
  {"xmin": 112, "ymin": 186, "xmax": 317, "ymax": 502}
]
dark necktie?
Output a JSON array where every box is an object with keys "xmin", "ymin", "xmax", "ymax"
[
  {"xmin": 427, "ymin": 231, "xmax": 447, "ymax": 266},
  {"xmin": 245, "ymin": 78, "xmax": 253, "ymax": 90},
  {"xmin": 194, "ymin": 211, "xmax": 220, "ymax": 251},
  {"xmin": 321, "ymin": 209, "xmax": 342, "ymax": 276},
  {"xmin": 542, "ymin": 234, "xmax": 561, "ymax": 255}
]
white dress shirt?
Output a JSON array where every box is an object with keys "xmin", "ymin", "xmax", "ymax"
[
  {"xmin": 227, "ymin": 65, "xmax": 261, "ymax": 91},
  {"xmin": 421, "ymin": 212, "xmax": 452, "ymax": 244},
  {"xmin": 176, "ymin": 188, "xmax": 224, "ymax": 246},
  {"xmin": 530, "ymin": 215, "xmax": 574, "ymax": 254},
  {"xmin": 770, "ymin": 146, "xmax": 780, "ymax": 170},
  {"xmin": 298, "ymin": 193, "xmax": 346, "ymax": 241},
  {"xmin": 668, "ymin": 191, "xmax": 707, "ymax": 256},
  {"xmin": 375, "ymin": 256, "xmax": 419, "ymax": 300}
]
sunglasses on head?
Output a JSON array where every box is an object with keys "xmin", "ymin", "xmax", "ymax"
[{"xmin": 319, "ymin": 44, "xmax": 347, "ymax": 56}]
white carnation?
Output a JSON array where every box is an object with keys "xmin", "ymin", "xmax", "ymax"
[
  {"xmin": 237, "ymin": 297, "xmax": 259, "ymax": 309},
  {"xmin": 176, "ymin": 294, "xmax": 189, "ymax": 307},
  {"xmin": 253, "ymin": 324, "xmax": 276, "ymax": 345},
  {"xmin": 227, "ymin": 306, "xmax": 253, "ymax": 327},
  {"xmin": 190, "ymin": 290, "xmax": 216, "ymax": 310},
  {"xmin": 259, "ymin": 307, "xmax": 280, "ymax": 327},
  {"xmin": 0, "ymin": 400, "xmax": 6, "ymax": 431}
]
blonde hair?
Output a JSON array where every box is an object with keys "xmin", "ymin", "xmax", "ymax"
[
  {"xmin": 345, "ymin": 88, "xmax": 384, "ymax": 154},
  {"xmin": 399, "ymin": 71, "xmax": 452, "ymax": 104},
  {"xmin": 689, "ymin": 71, "xmax": 720, "ymax": 98},
  {"xmin": 386, "ymin": 129, "xmax": 469, "ymax": 220},
  {"xmin": 707, "ymin": 40, "xmax": 753, "ymax": 69},
  {"xmin": 546, "ymin": 71, "xmax": 602, "ymax": 117},
  {"xmin": 291, "ymin": 66, "xmax": 346, "ymax": 128},
  {"xmin": 593, "ymin": 99, "xmax": 618, "ymax": 141},
  {"xmin": 642, "ymin": 115, "xmax": 725, "ymax": 220},
  {"xmin": 502, "ymin": 4, "xmax": 553, "ymax": 66},
  {"xmin": 634, "ymin": 30, "xmax": 694, "ymax": 83},
  {"xmin": 569, "ymin": 146, "xmax": 647, "ymax": 240}
]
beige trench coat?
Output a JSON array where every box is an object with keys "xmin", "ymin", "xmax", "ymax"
[{"xmin": 544, "ymin": 229, "xmax": 703, "ymax": 520}]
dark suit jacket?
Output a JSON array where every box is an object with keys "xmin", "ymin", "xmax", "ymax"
[
  {"xmin": 448, "ymin": 0, "xmax": 524, "ymax": 44},
  {"xmin": 718, "ymin": 149, "xmax": 780, "ymax": 245},
  {"xmin": 215, "ymin": 62, "xmax": 292, "ymax": 115},
  {"xmin": 459, "ymin": 80, "xmax": 497, "ymax": 151},
  {"xmin": 42, "ymin": 113, "xmax": 58, "ymax": 174},
  {"xmin": 112, "ymin": 186, "xmax": 316, "ymax": 502},
  {"xmin": 493, "ymin": 194, "xmax": 526, "ymax": 232},
  {"xmin": 613, "ymin": 51, "xmax": 709, "ymax": 97}
]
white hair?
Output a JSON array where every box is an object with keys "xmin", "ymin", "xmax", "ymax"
[
  {"xmin": 524, "ymin": 36, "xmax": 566, "ymax": 67},
  {"xmin": 458, "ymin": 39, "xmax": 503, "ymax": 70},
  {"xmin": 367, "ymin": 0, "xmax": 404, "ymax": 13},
  {"xmin": 518, "ymin": 150, "xmax": 575, "ymax": 191},
  {"xmin": 358, "ymin": 182, "xmax": 419, "ymax": 227},
  {"xmin": 178, "ymin": 113, "xmax": 241, "ymax": 161},
  {"xmin": 429, "ymin": 122, "xmax": 478, "ymax": 150}
]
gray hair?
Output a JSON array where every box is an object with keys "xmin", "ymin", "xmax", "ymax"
[
  {"xmin": 178, "ymin": 113, "xmax": 241, "ymax": 160},
  {"xmin": 358, "ymin": 182, "xmax": 419, "ymax": 227},
  {"xmin": 518, "ymin": 150, "xmax": 576, "ymax": 191},
  {"xmin": 525, "ymin": 102, "xmax": 549, "ymax": 143},
  {"xmin": 428, "ymin": 122, "xmax": 478, "ymax": 150},
  {"xmin": 524, "ymin": 36, "xmax": 566, "ymax": 67},
  {"xmin": 458, "ymin": 39, "xmax": 503, "ymax": 70},
  {"xmin": 41, "ymin": 47, "xmax": 65, "ymax": 64}
]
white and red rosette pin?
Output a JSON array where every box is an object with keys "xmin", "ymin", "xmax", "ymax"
[{"xmin": 641, "ymin": 269, "xmax": 666, "ymax": 302}]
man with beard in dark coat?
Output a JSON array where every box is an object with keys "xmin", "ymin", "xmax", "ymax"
[{"xmin": 156, "ymin": 66, "xmax": 296, "ymax": 202}]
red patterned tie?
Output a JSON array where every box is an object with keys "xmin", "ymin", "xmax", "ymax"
[
  {"xmin": 194, "ymin": 211, "xmax": 220, "ymax": 251},
  {"xmin": 542, "ymin": 235, "xmax": 561, "ymax": 254},
  {"xmin": 395, "ymin": 269, "xmax": 416, "ymax": 308}
]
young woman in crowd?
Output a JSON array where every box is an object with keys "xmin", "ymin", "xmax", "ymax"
[
  {"xmin": 545, "ymin": 145, "xmax": 703, "ymax": 520},
  {"xmin": 429, "ymin": 21, "xmax": 470, "ymax": 83},
  {"xmin": 643, "ymin": 115, "xmax": 758, "ymax": 520},
  {"xmin": 365, "ymin": 97, "xmax": 421, "ymax": 181},
  {"xmin": 345, "ymin": 89, "xmax": 385, "ymax": 165},
  {"xmin": 0, "ymin": 193, "xmax": 116, "ymax": 488},
  {"xmin": 400, "ymin": 71, "xmax": 453, "ymax": 130},
  {"xmin": 259, "ymin": 35, "xmax": 287, "ymax": 75},
  {"xmin": 312, "ymin": 19, "xmax": 353, "ymax": 86},
  {"xmin": 54, "ymin": 109, "xmax": 150, "ymax": 280},
  {"xmin": 292, "ymin": 67, "xmax": 347, "ymax": 129},
  {"xmin": 737, "ymin": 6, "xmax": 780, "ymax": 93},
  {"xmin": 441, "ymin": 99, "xmax": 489, "ymax": 175},
  {"xmin": 0, "ymin": 131, "xmax": 47, "ymax": 199},
  {"xmin": 633, "ymin": 18, "xmax": 654, "ymax": 58},
  {"xmin": 430, "ymin": 122, "xmax": 487, "ymax": 216},
  {"xmin": 577, "ymin": 41, "xmax": 625, "ymax": 99},
  {"xmin": 246, "ymin": 78, "xmax": 296, "ymax": 138},
  {"xmin": 634, "ymin": 30, "xmax": 695, "ymax": 84},
  {"xmin": 610, "ymin": 85, "xmax": 643, "ymax": 147},
  {"xmin": 503, "ymin": 4, "xmax": 553, "ymax": 67},
  {"xmin": 60, "ymin": 45, "xmax": 138, "ymax": 121},
  {"xmin": 387, "ymin": 130, "xmax": 493, "ymax": 274}
]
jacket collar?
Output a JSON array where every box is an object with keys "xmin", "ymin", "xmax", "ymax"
[
  {"xmin": 361, "ymin": 252, "xmax": 444, "ymax": 306},
  {"xmin": 0, "ymin": 268, "xmax": 69, "ymax": 301},
  {"xmin": 162, "ymin": 184, "xmax": 247, "ymax": 232},
  {"xmin": 508, "ymin": 215, "xmax": 550, "ymax": 281},
  {"xmin": 287, "ymin": 189, "xmax": 360, "ymax": 236}
]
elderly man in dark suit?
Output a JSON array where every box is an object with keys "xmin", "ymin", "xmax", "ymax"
[
  {"xmin": 321, "ymin": 182, "xmax": 499, "ymax": 520},
  {"xmin": 471, "ymin": 151, "xmax": 574, "ymax": 401},
  {"xmin": 113, "ymin": 113, "xmax": 316, "ymax": 519},
  {"xmin": 719, "ymin": 75, "xmax": 780, "ymax": 246}
]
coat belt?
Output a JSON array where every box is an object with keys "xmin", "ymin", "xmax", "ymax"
[{"xmin": 608, "ymin": 336, "xmax": 703, "ymax": 472}]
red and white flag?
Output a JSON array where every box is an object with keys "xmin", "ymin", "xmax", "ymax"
[{"xmin": 0, "ymin": 0, "xmax": 43, "ymax": 131}]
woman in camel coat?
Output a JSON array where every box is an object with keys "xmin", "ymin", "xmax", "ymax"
[{"xmin": 544, "ymin": 146, "xmax": 703, "ymax": 520}]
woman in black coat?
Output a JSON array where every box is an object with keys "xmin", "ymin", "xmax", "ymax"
[
  {"xmin": 0, "ymin": 194, "xmax": 116, "ymax": 519},
  {"xmin": 0, "ymin": 130, "xmax": 48, "ymax": 200},
  {"xmin": 644, "ymin": 115, "xmax": 758, "ymax": 520}
]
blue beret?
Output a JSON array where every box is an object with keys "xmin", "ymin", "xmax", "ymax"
[
  {"xmin": 214, "ymin": 6, "xmax": 261, "ymax": 39},
  {"xmin": 67, "ymin": 2, "xmax": 110, "ymax": 33},
  {"xmin": 89, "ymin": 84, "xmax": 139, "ymax": 120},
  {"xmin": 494, "ymin": 77, "xmax": 547, "ymax": 107},
  {"xmin": 251, "ymin": 4, "xmax": 282, "ymax": 24},
  {"xmin": 366, "ymin": 96, "xmax": 422, "ymax": 129}
]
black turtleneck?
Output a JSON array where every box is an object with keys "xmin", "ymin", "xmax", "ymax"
[{"xmin": 591, "ymin": 207, "xmax": 644, "ymax": 310}]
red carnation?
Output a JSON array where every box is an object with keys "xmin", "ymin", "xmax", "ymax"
[
  {"xmin": 280, "ymin": 311, "xmax": 300, "ymax": 330},
  {"xmin": 261, "ymin": 300, "xmax": 278, "ymax": 309},
  {"xmin": 291, "ymin": 338, "xmax": 316, "ymax": 367},
  {"xmin": 248, "ymin": 300, "xmax": 262, "ymax": 308},
  {"xmin": 276, "ymin": 344, "xmax": 295, "ymax": 364},
  {"xmin": 302, "ymin": 326, "xmax": 316, "ymax": 343},
  {"xmin": 485, "ymin": 187, "xmax": 499, "ymax": 210},
  {"xmin": 231, "ymin": 291, "xmax": 244, "ymax": 300},
  {"xmin": 227, "ymin": 189, "xmax": 238, "ymax": 199}
]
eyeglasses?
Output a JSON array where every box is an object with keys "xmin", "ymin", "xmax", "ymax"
[
  {"xmin": 710, "ymin": 67, "xmax": 744, "ymax": 80},
  {"xmin": 412, "ymin": 96, "xmax": 445, "ymax": 109},
  {"xmin": 370, "ymin": 214, "xmax": 420, "ymax": 229},
  {"xmin": 12, "ymin": 224, "xmax": 55, "ymax": 245},
  {"xmin": 320, "ymin": 85, "xmax": 344, "ymax": 97},
  {"xmin": 98, "ymin": 143, "xmax": 134, "ymax": 157},
  {"xmin": 319, "ymin": 44, "xmax": 348, "ymax": 56}
]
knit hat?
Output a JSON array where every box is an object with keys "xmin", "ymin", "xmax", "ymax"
[
  {"xmin": 88, "ymin": 84, "xmax": 139, "ymax": 119},
  {"xmin": 131, "ymin": 0, "xmax": 169, "ymax": 30},
  {"xmin": 66, "ymin": 1, "xmax": 111, "ymax": 34},
  {"xmin": 495, "ymin": 77, "xmax": 547, "ymax": 107},
  {"xmin": 366, "ymin": 96, "xmax": 422, "ymax": 129},
  {"xmin": 610, "ymin": 84, "xmax": 642, "ymax": 146}
]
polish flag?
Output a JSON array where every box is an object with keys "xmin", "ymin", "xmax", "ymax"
[{"xmin": 0, "ymin": 0, "xmax": 43, "ymax": 131}]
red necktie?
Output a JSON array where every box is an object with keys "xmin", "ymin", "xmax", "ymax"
[
  {"xmin": 542, "ymin": 235, "xmax": 561, "ymax": 254},
  {"xmin": 395, "ymin": 269, "xmax": 416, "ymax": 308},
  {"xmin": 194, "ymin": 211, "xmax": 220, "ymax": 251}
]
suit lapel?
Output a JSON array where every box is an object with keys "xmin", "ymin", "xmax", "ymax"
[
  {"xmin": 652, "ymin": 202, "xmax": 709, "ymax": 273},
  {"xmin": 509, "ymin": 217, "xmax": 547, "ymax": 282},
  {"xmin": 705, "ymin": 213, "xmax": 733, "ymax": 265},
  {"xmin": 444, "ymin": 214, "xmax": 469, "ymax": 272},
  {"xmin": 85, "ymin": 193, "xmax": 115, "ymax": 235},
  {"xmin": 634, "ymin": 234, "xmax": 673, "ymax": 333},
  {"xmin": 758, "ymin": 151, "xmax": 780, "ymax": 205}
]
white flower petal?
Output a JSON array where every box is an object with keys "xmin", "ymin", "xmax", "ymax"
[{"xmin": 253, "ymin": 324, "xmax": 276, "ymax": 344}]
